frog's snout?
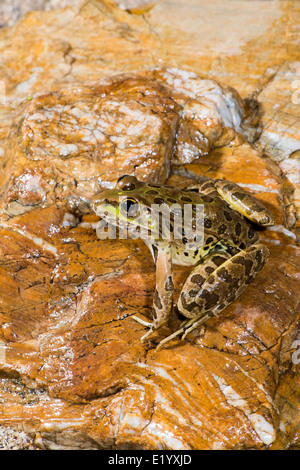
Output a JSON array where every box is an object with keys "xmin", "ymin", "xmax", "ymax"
[
  {"xmin": 91, "ymin": 195, "xmax": 102, "ymax": 212},
  {"xmin": 91, "ymin": 193, "xmax": 109, "ymax": 214}
]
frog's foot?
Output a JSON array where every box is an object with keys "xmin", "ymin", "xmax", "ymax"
[
  {"xmin": 155, "ymin": 314, "xmax": 211, "ymax": 350},
  {"xmin": 131, "ymin": 315, "xmax": 155, "ymax": 342},
  {"xmin": 180, "ymin": 313, "xmax": 211, "ymax": 340},
  {"xmin": 132, "ymin": 315, "xmax": 153, "ymax": 329},
  {"xmin": 132, "ymin": 315, "xmax": 168, "ymax": 342}
]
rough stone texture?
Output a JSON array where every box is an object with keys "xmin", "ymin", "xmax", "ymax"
[
  {"xmin": 0, "ymin": 68, "xmax": 247, "ymax": 221},
  {"xmin": 0, "ymin": 0, "xmax": 299, "ymax": 450},
  {"xmin": 0, "ymin": 0, "xmax": 143, "ymax": 28},
  {"xmin": 0, "ymin": 425, "xmax": 35, "ymax": 449},
  {"xmin": 255, "ymin": 61, "xmax": 300, "ymax": 225}
]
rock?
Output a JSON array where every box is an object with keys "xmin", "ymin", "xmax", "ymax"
[
  {"xmin": 0, "ymin": 425, "xmax": 35, "ymax": 450},
  {"xmin": 0, "ymin": 0, "xmax": 299, "ymax": 450},
  {"xmin": 0, "ymin": 0, "xmax": 127, "ymax": 28},
  {"xmin": 1, "ymin": 73, "xmax": 179, "ymax": 218},
  {"xmin": 0, "ymin": 68, "xmax": 249, "ymax": 223},
  {"xmin": 255, "ymin": 62, "xmax": 300, "ymax": 227}
]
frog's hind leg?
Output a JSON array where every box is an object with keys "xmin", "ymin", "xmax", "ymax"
[
  {"xmin": 214, "ymin": 179, "xmax": 274, "ymax": 227},
  {"xmin": 157, "ymin": 243, "xmax": 269, "ymax": 349}
]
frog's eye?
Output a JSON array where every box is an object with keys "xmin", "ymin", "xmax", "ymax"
[
  {"xmin": 116, "ymin": 175, "xmax": 140, "ymax": 191},
  {"xmin": 120, "ymin": 198, "xmax": 139, "ymax": 217}
]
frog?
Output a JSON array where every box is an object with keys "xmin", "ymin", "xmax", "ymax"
[{"xmin": 92, "ymin": 174, "xmax": 274, "ymax": 349}]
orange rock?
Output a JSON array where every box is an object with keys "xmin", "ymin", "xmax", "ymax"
[{"xmin": 0, "ymin": 0, "xmax": 299, "ymax": 451}]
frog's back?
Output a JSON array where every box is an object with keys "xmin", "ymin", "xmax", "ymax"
[
  {"xmin": 135, "ymin": 183, "xmax": 259, "ymax": 251},
  {"xmin": 201, "ymin": 193, "xmax": 259, "ymax": 250}
]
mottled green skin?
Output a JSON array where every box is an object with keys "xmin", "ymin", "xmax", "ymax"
[{"xmin": 93, "ymin": 175, "xmax": 274, "ymax": 348}]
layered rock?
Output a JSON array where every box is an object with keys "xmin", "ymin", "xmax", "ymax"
[
  {"xmin": 0, "ymin": 0, "xmax": 299, "ymax": 450},
  {"xmin": 1, "ymin": 68, "xmax": 249, "ymax": 222}
]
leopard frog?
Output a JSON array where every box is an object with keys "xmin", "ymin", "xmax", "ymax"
[{"xmin": 92, "ymin": 175, "xmax": 274, "ymax": 348}]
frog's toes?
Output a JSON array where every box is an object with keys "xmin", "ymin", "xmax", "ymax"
[
  {"xmin": 140, "ymin": 328, "xmax": 156, "ymax": 343},
  {"xmin": 131, "ymin": 314, "xmax": 153, "ymax": 328},
  {"xmin": 131, "ymin": 315, "xmax": 157, "ymax": 342}
]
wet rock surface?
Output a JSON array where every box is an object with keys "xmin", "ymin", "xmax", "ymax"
[
  {"xmin": 0, "ymin": 0, "xmax": 299, "ymax": 450},
  {"xmin": 0, "ymin": 68, "xmax": 247, "ymax": 220}
]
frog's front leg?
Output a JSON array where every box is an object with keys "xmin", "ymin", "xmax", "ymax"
[
  {"xmin": 157, "ymin": 243, "xmax": 269, "ymax": 349},
  {"xmin": 132, "ymin": 244, "xmax": 174, "ymax": 342}
]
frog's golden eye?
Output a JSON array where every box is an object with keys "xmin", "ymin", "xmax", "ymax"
[{"xmin": 120, "ymin": 198, "xmax": 139, "ymax": 217}]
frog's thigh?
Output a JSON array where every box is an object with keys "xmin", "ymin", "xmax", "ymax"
[
  {"xmin": 214, "ymin": 179, "xmax": 274, "ymax": 226},
  {"xmin": 178, "ymin": 243, "xmax": 269, "ymax": 322}
]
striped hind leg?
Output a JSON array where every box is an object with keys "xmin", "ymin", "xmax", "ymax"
[{"xmin": 157, "ymin": 243, "xmax": 269, "ymax": 349}]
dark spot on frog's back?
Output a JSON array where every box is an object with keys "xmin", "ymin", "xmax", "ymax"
[
  {"xmin": 204, "ymin": 218, "xmax": 212, "ymax": 229},
  {"xmin": 235, "ymin": 222, "xmax": 241, "ymax": 236},
  {"xmin": 201, "ymin": 180, "xmax": 214, "ymax": 190},
  {"xmin": 202, "ymin": 195, "xmax": 213, "ymax": 203},
  {"xmin": 224, "ymin": 210, "xmax": 232, "ymax": 221},
  {"xmin": 167, "ymin": 197, "xmax": 177, "ymax": 204},
  {"xmin": 218, "ymin": 224, "xmax": 227, "ymax": 235},
  {"xmin": 227, "ymin": 293, "xmax": 237, "ymax": 303},
  {"xmin": 180, "ymin": 195, "xmax": 192, "ymax": 203},
  {"xmin": 146, "ymin": 189, "xmax": 159, "ymax": 195},
  {"xmin": 188, "ymin": 288, "xmax": 198, "ymax": 298},
  {"xmin": 248, "ymin": 226, "xmax": 255, "ymax": 239},
  {"xmin": 154, "ymin": 197, "xmax": 166, "ymax": 205},
  {"xmin": 184, "ymin": 187, "xmax": 199, "ymax": 193},
  {"xmin": 217, "ymin": 302, "xmax": 226, "ymax": 310}
]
